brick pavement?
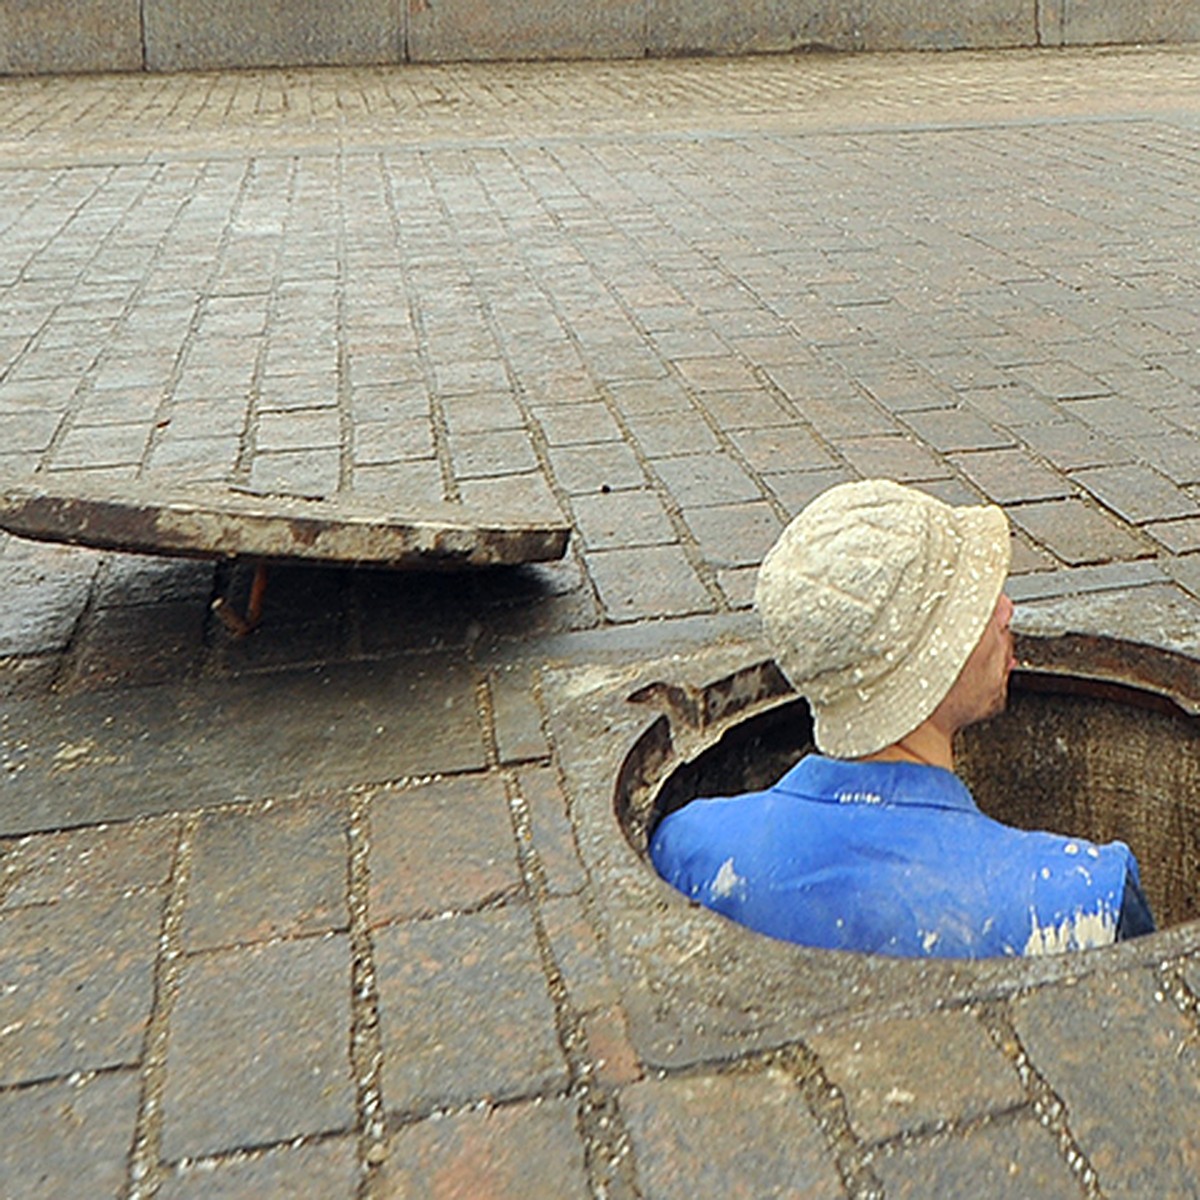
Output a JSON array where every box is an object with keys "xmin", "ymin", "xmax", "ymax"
[{"xmin": 2, "ymin": 44, "xmax": 1200, "ymax": 1199}]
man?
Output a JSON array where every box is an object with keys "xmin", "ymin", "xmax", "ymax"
[{"xmin": 650, "ymin": 479, "xmax": 1154, "ymax": 958}]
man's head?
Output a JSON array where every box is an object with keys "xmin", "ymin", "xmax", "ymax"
[{"xmin": 754, "ymin": 479, "xmax": 1011, "ymax": 758}]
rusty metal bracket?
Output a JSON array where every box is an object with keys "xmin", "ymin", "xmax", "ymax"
[{"xmin": 211, "ymin": 563, "xmax": 269, "ymax": 637}]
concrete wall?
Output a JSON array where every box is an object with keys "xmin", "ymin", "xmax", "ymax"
[{"xmin": 2, "ymin": 0, "xmax": 1199, "ymax": 76}]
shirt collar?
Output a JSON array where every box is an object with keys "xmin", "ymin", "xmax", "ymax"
[{"xmin": 773, "ymin": 754, "xmax": 981, "ymax": 815}]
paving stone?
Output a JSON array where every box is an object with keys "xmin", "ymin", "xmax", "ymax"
[
  {"xmin": 183, "ymin": 794, "xmax": 349, "ymax": 951},
  {"xmin": 654, "ymin": 452, "xmax": 761, "ymax": 507},
  {"xmin": 489, "ymin": 664, "xmax": 550, "ymax": 763},
  {"xmin": 963, "ymin": 385, "xmax": 1063, "ymax": 427},
  {"xmin": 49, "ymin": 422, "xmax": 151, "ymax": 471},
  {"xmin": 377, "ymin": 1097, "xmax": 590, "ymax": 1200},
  {"xmin": 62, "ymin": 599, "xmax": 207, "ymax": 692},
  {"xmin": 93, "ymin": 554, "xmax": 214, "ymax": 608},
  {"xmin": 1145, "ymin": 516, "xmax": 1200, "ymax": 555},
  {"xmin": 1011, "ymin": 970, "xmax": 1200, "ymax": 1200},
  {"xmin": 681, "ymin": 501, "xmax": 783, "ymax": 569},
  {"xmin": 449, "ymin": 429, "xmax": 539, "ymax": 479},
  {"xmin": 764, "ymin": 466, "xmax": 855, "ymax": 515},
  {"xmin": 0, "ymin": 1071, "xmax": 141, "ymax": 1200},
  {"xmin": 374, "ymin": 905, "xmax": 567, "ymax": 1117},
  {"xmin": 534, "ymin": 401, "xmax": 623, "ymax": 445},
  {"xmin": 353, "ymin": 419, "xmax": 435, "ymax": 464},
  {"xmin": 622, "ymin": 409, "xmax": 721, "ymax": 458},
  {"xmin": 620, "ymin": 1070, "xmax": 843, "ymax": 1199},
  {"xmin": 1, "ymin": 815, "xmax": 177, "ymax": 909},
  {"xmin": 368, "ymin": 774, "xmax": 522, "ymax": 925},
  {"xmin": 839, "ymin": 434, "xmax": 951, "ymax": 482},
  {"xmin": 1016, "ymin": 420, "xmax": 1128, "ymax": 472},
  {"xmin": 158, "ymin": 1138, "xmax": 359, "ymax": 1200},
  {"xmin": 1005, "ymin": 360, "xmax": 1111, "ymax": 400},
  {"xmin": 1006, "ymin": 498, "xmax": 1148, "ymax": 566},
  {"xmin": 517, "ymin": 767, "xmax": 588, "ymax": 895},
  {"xmin": 0, "ymin": 553, "xmax": 100, "ymax": 656},
  {"xmin": 728, "ymin": 425, "xmax": 835, "ymax": 474},
  {"xmin": 570, "ymin": 488, "xmax": 677, "ymax": 550},
  {"xmin": 587, "ymin": 544, "xmax": 713, "ymax": 622},
  {"xmin": 1007, "ymin": 558, "xmax": 1167, "ymax": 603},
  {"xmin": 162, "ymin": 935, "xmax": 355, "ymax": 1160},
  {"xmin": 874, "ymin": 1115, "xmax": 1082, "ymax": 1199},
  {"xmin": 902, "ymin": 407, "xmax": 1015, "ymax": 453},
  {"xmin": 810, "ymin": 1010, "xmax": 1024, "ymax": 1143},
  {"xmin": 698, "ymin": 390, "xmax": 796, "ymax": 429},
  {"xmin": 0, "ymin": 890, "xmax": 161, "ymax": 1084},
  {"xmin": 547, "ymin": 441, "xmax": 647, "ymax": 494},
  {"xmin": 949, "ymin": 447, "xmax": 1071, "ymax": 504},
  {"xmin": 1072, "ymin": 462, "xmax": 1200, "ymax": 525}
]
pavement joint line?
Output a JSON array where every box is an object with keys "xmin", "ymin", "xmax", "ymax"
[
  {"xmin": 127, "ymin": 813, "xmax": 195, "ymax": 1200},
  {"xmin": 974, "ymin": 1000, "xmax": 1103, "ymax": 1199}
]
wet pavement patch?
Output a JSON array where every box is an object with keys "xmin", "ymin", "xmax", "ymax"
[{"xmin": 0, "ymin": 654, "xmax": 486, "ymax": 835}]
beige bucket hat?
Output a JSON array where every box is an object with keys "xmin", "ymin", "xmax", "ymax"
[{"xmin": 754, "ymin": 479, "xmax": 1011, "ymax": 758}]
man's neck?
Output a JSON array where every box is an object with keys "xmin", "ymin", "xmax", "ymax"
[{"xmin": 859, "ymin": 721, "xmax": 955, "ymax": 771}]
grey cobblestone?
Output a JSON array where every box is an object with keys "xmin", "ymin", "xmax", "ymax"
[{"xmin": 2, "ymin": 43, "xmax": 1200, "ymax": 1200}]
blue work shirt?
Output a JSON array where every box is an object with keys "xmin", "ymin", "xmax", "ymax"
[{"xmin": 649, "ymin": 755, "xmax": 1153, "ymax": 959}]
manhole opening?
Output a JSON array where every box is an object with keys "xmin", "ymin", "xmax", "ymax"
[{"xmin": 619, "ymin": 665, "xmax": 1200, "ymax": 933}]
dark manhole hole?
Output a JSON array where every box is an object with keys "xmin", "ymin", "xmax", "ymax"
[{"xmin": 618, "ymin": 635, "xmax": 1200, "ymax": 939}]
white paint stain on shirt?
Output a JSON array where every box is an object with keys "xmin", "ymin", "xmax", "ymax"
[
  {"xmin": 1023, "ymin": 906, "xmax": 1118, "ymax": 956},
  {"xmin": 710, "ymin": 857, "xmax": 745, "ymax": 899}
]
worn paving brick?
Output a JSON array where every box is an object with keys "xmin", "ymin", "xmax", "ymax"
[
  {"xmin": 183, "ymin": 795, "xmax": 349, "ymax": 951},
  {"xmin": 698, "ymin": 390, "xmax": 795, "ymax": 429},
  {"xmin": 681, "ymin": 501, "xmax": 783, "ymax": 569},
  {"xmin": 162, "ymin": 935, "xmax": 355, "ymax": 1161},
  {"xmin": 653, "ymin": 452, "xmax": 761, "ymax": 507},
  {"xmin": 546, "ymin": 441, "xmax": 646, "ymax": 494},
  {"xmin": 1072, "ymin": 462, "xmax": 1200, "ymax": 525},
  {"xmin": 62, "ymin": 600, "xmax": 207, "ymax": 692},
  {"xmin": 949, "ymin": 447, "xmax": 1071, "ymax": 504},
  {"xmin": 1, "ymin": 815, "xmax": 177, "ymax": 909},
  {"xmin": 534, "ymin": 401, "xmax": 623, "ymax": 445},
  {"xmin": 158, "ymin": 1139, "xmax": 359, "ymax": 1200},
  {"xmin": 0, "ymin": 890, "xmax": 161, "ymax": 1085},
  {"xmin": 368, "ymin": 774, "xmax": 522, "ymax": 924},
  {"xmin": 622, "ymin": 409, "xmax": 721, "ymax": 458},
  {"xmin": 962, "ymin": 385, "xmax": 1063, "ymax": 427},
  {"xmin": 620, "ymin": 1070, "xmax": 843, "ymax": 1199},
  {"xmin": 570, "ymin": 488, "xmax": 676, "ymax": 550},
  {"xmin": 378, "ymin": 1097, "xmax": 590, "ymax": 1199},
  {"xmin": 1016, "ymin": 419, "xmax": 1128, "ymax": 472},
  {"xmin": 1145, "ymin": 516, "xmax": 1200, "ymax": 555},
  {"xmin": 1007, "ymin": 498, "xmax": 1148, "ymax": 566},
  {"xmin": 839, "ymin": 434, "xmax": 951, "ymax": 482},
  {"xmin": 0, "ymin": 1070, "xmax": 141, "ymax": 1200},
  {"xmin": 93, "ymin": 555, "xmax": 214, "ymax": 608},
  {"xmin": 516, "ymin": 767, "xmax": 588, "ymax": 895},
  {"xmin": 587, "ymin": 544, "xmax": 713, "ymax": 622},
  {"xmin": 1005, "ymin": 360, "xmax": 1112, "ymax": 400},
  {"xmin": 728, "ymin": 425, "xmax": 834, "ymax": 474},
  {"xmin": 249, "ymin": 447, "xmax": 342, "ymax": 496},
  {"xmin": 810, "ymin": 1010, "xmax": 1024, "ymax": 1143},
  {"xmin": 374, "ymin": 905, "xmax": 567, "ymax": 1117},
  {"xmin": 448, "ymin": 429, "xmax": 539, "ymax": 479},
  {"xmin": 1011, "ymin": 970, "xmax": 1200, "ymax": 1199},
  {"xmin": 489, "ymin": 665, "xmax": 550, "ymax": 763},
  {"xmin": 0, "ymin": 552, "xmax": 100, "ymax": 656},
  {"xmin": 902, "ymin": 407, "xmax": 1015, "ymax": 453},
  {"xmin": 875, "ymin": 1114, "xmax": 1082, "ymax": 1199},
  {"xmin": 353, "ymin": 419, "xmax": 435, "ymax": 464}
]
